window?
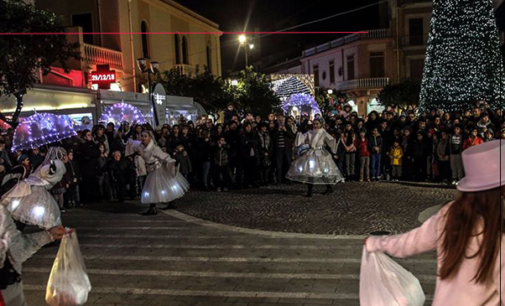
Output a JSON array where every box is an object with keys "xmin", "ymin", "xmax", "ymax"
[
  {"xmin": 182, "ymin": 36, "xmax": 189, "ymax": 64},
  {"xmin": 329, "ymin": 61, "xmax": 335, "ymax": 84},
  {"xmin": 369, "ymin": 52, "xmax": 385, "ymax": 78},
  {"xmin": 72, "ymin": 13, "xmax": 93, "ymax": 44},
  {"xmin": 409, "ymin": 18, "xmax": 424, "ymax": 46},
  {"xmin": 347, "ymin": 55, "xmax": 355, "ymax": 80},
  {"xmin": 174, "ymin": 34, "xmax": 181, "ymax": 64},
  {"xmin": 410, "ymin": 59, "xmax": 424, "ymax": 81},
  {"xmin": 141, "ymin": 21, "xmax": 150, "ymax": 58},
  {"xmin": 206, "ymin": 45, "xmax": 212, "ymax": 73},
  {"xmin": 313, "ymin": 65, "xmax": 319, "ymax": 87}
]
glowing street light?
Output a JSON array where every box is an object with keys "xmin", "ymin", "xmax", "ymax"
[
  {"xmin": 231, "ymin": 79, "xmax": 239, "ymax": 86},
  {"xmin": 238, "ymin": 34, "xmax": 247, "ymax": 44},
  {"xmin": 238, "ymin": 34, "xmax": 254, "ymax": 68}
]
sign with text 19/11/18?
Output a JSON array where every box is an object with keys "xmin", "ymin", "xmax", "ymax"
[{"xmin": 91, "ymin": 65, "xmax": 116, "ymax": 89}]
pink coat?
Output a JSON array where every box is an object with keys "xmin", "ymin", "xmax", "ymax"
[{"xmin": 366, "ymin": 202, "xmax": 503, "ymax": 306}]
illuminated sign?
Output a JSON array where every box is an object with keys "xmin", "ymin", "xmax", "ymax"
[
  {"xmin": 91, "ymin": 73, "xmax": 116, "ymax": 82},
  {"xmin": 153, "ymin": 93, "xmax": 166, "ymax": 105},
  {"xmin": 90, "ymin": 65, "xmax": 116, "ymax": 89}
]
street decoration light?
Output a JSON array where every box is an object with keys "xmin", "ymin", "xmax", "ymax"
[{"xmin": 238, "ymin": 34, "xmax": 254, "ymax": 68}]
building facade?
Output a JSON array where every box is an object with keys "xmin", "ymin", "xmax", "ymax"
[
  {"xmin": 35, "ymin": 0, "xmax": 223, "ymax": 93},
  {"xmin": 0, "ymin": 0, "xmax": 221, "ymax": 125}
]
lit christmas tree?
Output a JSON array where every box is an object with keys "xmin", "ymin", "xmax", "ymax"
[{"xmin": 420, "ymin": 0, "xmax": 505, "ymax": 111}]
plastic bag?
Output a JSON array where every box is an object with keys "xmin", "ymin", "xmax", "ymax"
[
  {"xmin": 359, "ymin": 247, "xmax": 425, "ymax": 306},
  {"xmin": 46, "ymin": 231, "xmax": 92, "ymax": 306}
]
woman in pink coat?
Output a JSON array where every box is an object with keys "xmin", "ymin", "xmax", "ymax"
[{"xmin": 365, "ymin": 139, "xmax": 504, "ymax": 306}]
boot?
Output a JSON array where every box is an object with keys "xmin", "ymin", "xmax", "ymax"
[
  {"xmin": 162, "ymin": 202, "xmax": 177, "ymax": 210},
  {"xmin": 142, "ymin": 204, "xmax": 158, "ymax": 216},
  {"xmin": 307, "ymin": 185, "xmax": 314, "ymax": 197},
  {"xmin": 322, "ymin": 185, "xmax": 333, "ymax": 195}
]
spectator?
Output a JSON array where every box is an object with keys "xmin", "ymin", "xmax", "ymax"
[
  {"xmin": 356, "ymin": 129, "xmax": 370, "ymax": 182},
  {"xmin": 271, "ymin": 115, "xmax": 295, "ymax": 185},
  {"xmin": 368, "ymin": 127, "xmax": 383, "ymax": 181},
  {"xmin": 389, "ymin": 140, "xmax": 403, "ymax": 181},
  {"xmin": 211, "ymin": 136, "xmax": 231, "ymax": 192},
  {"xmin": 449, "ymin": 125, "xmax": 465, "ymax": 185},
  {"xmin": 463, "ymin": 127, "xmax": 484, "ymax": 151},
  {"xmin": 173, "ymin": 145, "xmax": 192, "ymax": 179},
  {"xmin": 437, "ymin": 130, "xmax": 451, "ymax": 183},
  {"xmin": 108, "ymin": 151, "xmax": 136, "ymax": 202}
]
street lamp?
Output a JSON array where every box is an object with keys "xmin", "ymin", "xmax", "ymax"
[
  {"xmin": 137, "ymin": 58, "xmax": 160, "ymax": 126},
  {"xmin": 238, "ymin": 34, "xmax": 254, "ymax": 68},
  {"xmin": 231, "ymin": 79, "xmax": 239, "ymax": 86}
]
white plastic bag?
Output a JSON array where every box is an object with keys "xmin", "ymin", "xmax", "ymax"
[
  {"xmin": 359, "ymin": 247, "xmax": 425, "ymax": 306},
  {"xmin": 46, "ymin": 231, "xmax": 92, "ymax": 306}
]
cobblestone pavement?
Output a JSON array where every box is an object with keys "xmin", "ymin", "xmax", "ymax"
[
  {"xmin": 176, "ymin": 181, "xmax": 457, "ymax": 235},
  {"xmin": 23, "ymin": 201, "xmax": 439, "ymax": 306}
]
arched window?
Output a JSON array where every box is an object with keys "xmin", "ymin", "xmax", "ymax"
[
  {"xmin": 182, "ymin": 36, "xmax": 189, "ymax": 64},
  {"xmin": 141, "ymin": 21, "xmax": 150, "ymax": 59},
  {"xmin": 206, "ymin": 45, "xmax": 212, "ymax": 73},
  {"xmin": 174, "ymin": 34, "xmax": 181, "ymax": 64}
]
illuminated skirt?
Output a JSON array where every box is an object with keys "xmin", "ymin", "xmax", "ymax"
[
  {"xmin": 2, "ymin": 182, "xmax": 62, "ymax": 229},
  {"xmin": 141, "ymin": 165, "xmax": 189, "ymax": 205},
  {"xmin": 286, "ymin": 149, "xmax": 345, "ymax": 185}
]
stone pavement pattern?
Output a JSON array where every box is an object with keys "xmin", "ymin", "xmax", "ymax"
[
  {"xmin": 22, "ymin": 193, "xmax": 439, "ymax": 306},
  {"xmin": 177, "ymin": 181, "xmax": 456, "ymax": 235}
]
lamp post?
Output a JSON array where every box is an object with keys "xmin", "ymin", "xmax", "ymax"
[
  {"xmin": 238, "ymin": 35, "xmax": 254, "ymax": 69},
  {"xmin": 137, "ymin": 58, "xmax": 160, "ymax": 126}
]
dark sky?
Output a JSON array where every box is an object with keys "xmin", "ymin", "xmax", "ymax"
[{"xmin": 175, "ymin": 0, "xmax": 384, "ymax": 74}]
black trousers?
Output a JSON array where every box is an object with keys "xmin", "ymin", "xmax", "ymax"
[{"xmin": 275, "ymin": 147, "xmax": 292, "ymax": 184}]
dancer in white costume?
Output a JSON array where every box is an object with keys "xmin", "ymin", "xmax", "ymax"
[
  {"xmin": 126, "ymin": 130, "xmax": 189, "ymax": 215},
  {"xmin": 287, "ymin": 119, "xmax": 345, "ymax": 197},
  {"xmin": 2, "ymin": 147, "xmax": 67, "ymax": 229}
]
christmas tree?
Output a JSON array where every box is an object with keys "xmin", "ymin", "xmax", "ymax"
[{"xmin": 420, "ymin": 0, "xmax": 505, "ymax": 111}]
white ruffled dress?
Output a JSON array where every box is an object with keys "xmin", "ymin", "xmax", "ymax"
[
  {"xmin": 126, "ymin": 139, "xmax": 189, "ymax": 204},
  {"xmin": 2, "ymin": 160, "xmax": 66, "ymax": 229},
  {"xmin": 287, "ymin": 129, "xmax": 345, "ymax": 185}
]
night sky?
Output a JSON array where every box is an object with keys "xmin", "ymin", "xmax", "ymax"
[{"xmin": 175, "ymin": 0, "xmax": 383, "ymax": 74}]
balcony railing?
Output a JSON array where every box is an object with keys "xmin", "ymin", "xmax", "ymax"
[
  {"xmin": 336, "ymin": 77, "xmax": 390, "ymax": 91},
  {"xmin": 400, "ymin": 35, "xmax": 429, "ymax": 47},
  {"xmin": 175, "ymin": 64, "xmax": 197, "ymax": 76},
  {"xmin": 83, "ymin": 44, "xmax": 124, "ymax": 70},
  {"xmin": 303, "ymin": 29, "xmax": 391, "ymax": 57}
]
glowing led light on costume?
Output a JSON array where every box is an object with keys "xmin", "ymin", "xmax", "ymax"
[
  {"xmin": 309, "ymin": 160, "xmax": 316, "ymax": 170},
  {"xmin": 143, "ymin": 192, "xmax": 150, "ymax": 197},
  {"xmin": 298, "ymin": 166, "xmax": 303, "ymax": 173},
  {"xmin": 11, "ymin": 200, "xmax": 20, "ymax": 210},
  {"xmin": 33, "ymin": 206, "xmax": 45, "ymax": 217},
  {"xmin": 161, "ymin": 190, "xmax": 166, "ymax": 194}
]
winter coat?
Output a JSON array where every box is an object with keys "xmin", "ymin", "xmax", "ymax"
[
  {"xmin": 212, "ymin": 144, "xmax": 230, "ymax": 167},
  {"xmin": 271, "ymin": 126, "xmax": 296, "ymax": 150},
  {"xmin": 240, "ymin": 131, "xmax": 260, "ymax": 160},
  {"xmin": 198, "ymin": 138, "xmax": 212, "ymax": 163},
  {"xmin": 174, "ymin": 151, "xmax": 192, "ymax": 175},
  {"xmin": 389, "ymin": 146, "xmax": 403, "ymax": 166},
  {"xmin": 93, "ymin": 134, "xmax": 110, "ymax": 155},
  {"xmin": 224, "ymin": 130, "xmax": 241, "ymax": 159},
  {"xmin": 463, "ymin": 136, "xmax": 484, "ymax": 151},
  {"xmin": 368, "ymin": 135, "xmax": 383, "ymax": 154},
  {"xmin": 449, "ymin": 134, "xmax": 464, "ymax": 155},
  {"xmin": 134, "ymin": 155, "xmax": 147, "ymax": 177},
  {"xmin": 108, "ymin": 157, "xmax": 135, "ymax": 182},
  {"xmin": 79, "ymin": 140, "xmax": 101, "ymax": 178},
  {"xmin": 437, "ymin": 139, "xmax": 450, "ymax": 161},
  {"xmin": 65, "ymin": 160, "xmax": 81, "ymax": 186},
  {"xmin": 356, "ymin": 138, "xmax": 370, "ymax": 157}
]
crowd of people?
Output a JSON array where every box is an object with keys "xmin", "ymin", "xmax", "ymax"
[{"xmin": 0, "ymin": 101, "xmax": 502, "ymax": 209}]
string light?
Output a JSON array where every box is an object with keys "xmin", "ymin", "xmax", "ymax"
[
  {"xmin": 420, "ymin": 0, "xmax": 505, "ymax": 111},
  {"xmin": 99, "ymin": 102, "xmax": 146, "ymax": 127},
  {"xmin": 12, "ymin": 113, "xmax": 77, "ymax": 152},
  {"xmin": 282, "ymin": 93, "xmax": 322, "ymax": 117},
  {"xmin": 271, "ymin": 74, "xmax": 315, "ymax": 98}
]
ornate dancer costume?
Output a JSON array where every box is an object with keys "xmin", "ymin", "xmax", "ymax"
[
  {"xmin": 1, "ymin": 148, "xmax": 67, "ymax": 229},
  {"xmin": 287, "ymin": 129, "xmax": 345, "ymax": 185},
  {"xmin": 126, "ymin": 139, "xmax": 189, "ymax": 204}
]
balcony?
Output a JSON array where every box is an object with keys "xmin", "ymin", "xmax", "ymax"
[
  {"xmin": 175, "ymin": 64, "xmax": 197, "ymax": 76},
  {"xmin": 336, "ymin": 77, "xmax": 389, "ymax": 91},
  {"xmin": 83, "ymin": 44, "xmax": 124, "ymax": 71},
  {"xmin": 303, "ymin": 29, "xmax": 391, "ymax": 57},
  {"xmin": 400, "ymin": 35, "xmax": 429, "ymax": 48}
]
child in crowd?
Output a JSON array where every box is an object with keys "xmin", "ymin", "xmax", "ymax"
[
  {"xmin": 356, "ymin": 129, "xmax": 370, "ymax": 182},
  {"xmin": 173, "ymin": 144, "xmax": 192, "ymax": 179},
  {"xmin": 389, "ymin": 140, "xmax": 403, "ymax": 181},
  {"xmin": 212, "ymin": 136, "xmax": 231, "ymax": 192}
]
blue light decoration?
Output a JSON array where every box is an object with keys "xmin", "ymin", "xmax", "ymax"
[
  {"xmin": 98, "ymin": 102, "xmax": 146, "ymax": 127},
  {"xmin": 282, "ymin": 93, "xmax": 322, "ymax": 117},
  {"xmin": 12, "ymin": 113, "xmax": 77, "ymax": 152}
]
